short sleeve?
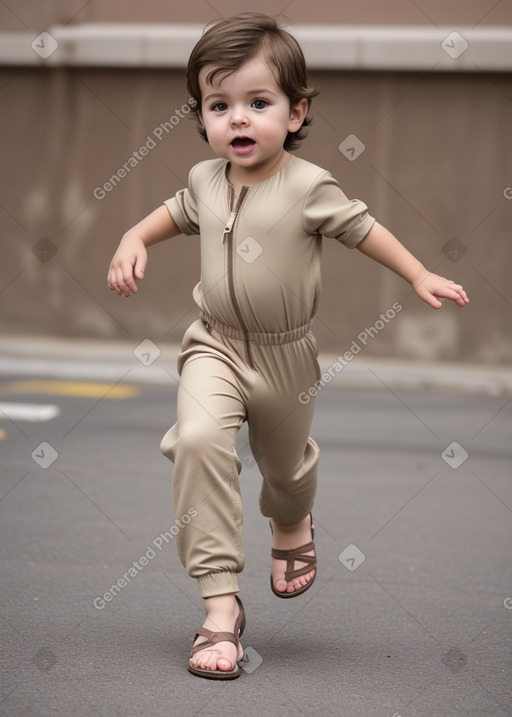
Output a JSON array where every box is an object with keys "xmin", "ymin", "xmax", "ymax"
[
  {"xmin": 163, "ymin": 166, "xmax": 200, "ymax": 236},
  {"xmin": 302, "ymin": 171, "xmax": 375, "ymax": 249}
]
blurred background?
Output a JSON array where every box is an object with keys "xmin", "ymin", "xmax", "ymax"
[{"xmin": 1, "ymin": 0, "xmax": 511, "ymax": 363}]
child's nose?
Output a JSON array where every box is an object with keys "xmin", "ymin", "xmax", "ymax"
[{"xmin": 230, "ymin": 107, "xmax": 249, "ymax": 126}]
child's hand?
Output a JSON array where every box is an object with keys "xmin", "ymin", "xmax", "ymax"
[
  {"xmin": 107, "ymin": 234, "xmax": 147, "ymax": 297},
  {"xmin": 412, "ymin": 270, "xmax": 469, "ymax": 309}
]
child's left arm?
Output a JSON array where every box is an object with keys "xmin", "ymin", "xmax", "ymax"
[{"xmin": 356, "ymin": 221, "xmax": 469, "ymax": 309}]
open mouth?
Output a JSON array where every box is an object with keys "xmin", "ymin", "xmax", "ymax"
[
  {"xmin": 230, "ymin": 137, "xmax": 256, "ymax": 156},
  {"xmin": 231, "ymin": 137, "xmax": 255, "ymax": 148}
]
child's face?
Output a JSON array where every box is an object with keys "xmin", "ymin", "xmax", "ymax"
[{"xmin": 198, "ymin": 51, "xmax": 307, "ymax": 177}]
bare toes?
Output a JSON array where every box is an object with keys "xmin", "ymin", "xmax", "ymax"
[
  {"xmin": 217, "ymin": 658, "xmax": 234, "ymax": 672},
  {"xmin": 274, "ymin": 578, "xmax": 288, "ymax": 592}
]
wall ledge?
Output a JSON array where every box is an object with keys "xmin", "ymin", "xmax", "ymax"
[{"xmin": 0, "ymin": 24, "xmax": 511, "ymax": 71}]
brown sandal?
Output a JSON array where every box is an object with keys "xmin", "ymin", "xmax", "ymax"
[
  {"xmin": 270, "ymin": 513, "xmax": 317, "ymax": 599},
  {"xmin": 188, "ymin": 594, "xmax": 246, "ymax": 679}
]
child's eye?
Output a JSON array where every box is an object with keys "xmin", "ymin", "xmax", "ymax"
[
  {"xmin": 251, "ymin": 99, "xmax": 269, "ymax": 110},
  {"xmin": 211, "ymin": 102, "xmax": 228, "ymax": 112}
]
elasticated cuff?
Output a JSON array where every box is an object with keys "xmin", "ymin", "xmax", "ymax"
[{"xmin": 196, "ymin": 570, "xmax": 240, "ymax": 598}]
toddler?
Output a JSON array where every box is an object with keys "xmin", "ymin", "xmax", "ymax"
[{"xmin": 107, "ymin": 13, "xmax": 469, "ymax": 679}]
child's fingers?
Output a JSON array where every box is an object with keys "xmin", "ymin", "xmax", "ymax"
[
  {"xmin": 453, "ymin": 283, "xmax": 470, "ymax": 305},
  {"xmin": 107, "ymin": 239, "xmax": 147, "ymax": 296},
  {"xmin": 109, "ymin": 261, "xmax": 138, "ymax": 297},
  {"xmin": 423, "ymin": 292, "xmax": 443, "ymax": 309},
  {"xmin": 427, "ymin": 282, "xmax": 469, "ymax": 308},
  {"xmin": 413, "ymin": 283, "xmax": 442, "ymax": 308},
  {"xmin": 438, "ymin": 281, "xmax": 470, "ymax": 306},
  {"xmin": 415, "ymin": 278, "xmax": 469, "ymax": 309},
  {"xmin": 118, "ymin": 262, "xmax": 139, "ymax": 295},
  {"xmin": 452, "ymin": 290, "xmax": 469, "ymax": 306},
  {"xmin": 107, "ymin": 266, "xmax": 122, "ymax": 295},
  {"xmin": 134, "ymin": 252, "xmax": 147, "ymax": 279}
]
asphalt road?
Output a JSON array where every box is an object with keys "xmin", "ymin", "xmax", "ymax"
[{"xmin": 1, "ymin": 350, "xmax": 511, "ymax": 717}]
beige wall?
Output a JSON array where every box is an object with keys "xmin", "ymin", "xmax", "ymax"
[
  {"xmin": 1, "ymin": 1, "xmax": 511, "ymax": 363},
  {"xmin": 1, "ymin": 0, "xmax": 512, "ymax": 29}
]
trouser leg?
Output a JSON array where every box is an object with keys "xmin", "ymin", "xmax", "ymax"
[
  {"xmin": 248, "ymin": 337, "xmax": 320, "ymax": 526},
  {"xmin": 160, "ymin": 353, "xmax": 247, "ymax": 598}
]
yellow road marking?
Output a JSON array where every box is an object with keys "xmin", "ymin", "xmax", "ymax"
[
  {"xmin": 0, "ymin": 428, "xmax": 6, "ymax": 440},
  {"xmin": 1, "ymin": 380, "xmax": 138, "ymax": 399}
]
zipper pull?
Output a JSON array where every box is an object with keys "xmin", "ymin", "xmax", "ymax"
[{"xmin": 222, "ymin": 211, "xmax": 237, "ymax": 243}]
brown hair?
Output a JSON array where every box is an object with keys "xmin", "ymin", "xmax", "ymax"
[{"xmin": 186, "ymin": 13, "xmax": 318, "ymax": 151}]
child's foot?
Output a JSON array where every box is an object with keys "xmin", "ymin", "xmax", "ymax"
[
  {"xmin": 189, "ymin": 594, "xmax": 244, "ymax": 673},
  {"xmin": 270, "ymin": 515, "xmax": 316, "ymax": 595}
]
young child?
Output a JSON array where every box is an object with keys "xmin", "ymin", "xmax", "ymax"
[{"xmin": 107, "ymin": 13, "xmax": 469, "ymax": 679}]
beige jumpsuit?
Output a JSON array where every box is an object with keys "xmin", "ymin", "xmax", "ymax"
[{"xmin": 160, "ymin": 155, "xmax": 375, "ymax": 598}]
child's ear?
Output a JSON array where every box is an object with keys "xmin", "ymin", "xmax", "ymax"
[{"xmin": 288, "ymin": 98, "xmax": 308, "ymax": 133}]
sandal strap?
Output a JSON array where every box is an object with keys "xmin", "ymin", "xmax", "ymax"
[
  {"xmin": 190, "ymin": 627, "xmax": 238, "ymax": 657},
  {"xmin": 189, "ymin": 595, "xmax": 246, "ymax": 659},
  {"xmin": 283, "ymin": 560, "xmax": 316, "ymax": 582},
  {"xmin": 271, "ymin": 540, "xmax": 314, "ymax": 559},
  {"xmin": 271, "ymin": 541, "xmax": 317, "ymax": 581}
]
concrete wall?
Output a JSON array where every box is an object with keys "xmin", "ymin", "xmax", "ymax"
[
  {"xmin": 1, "ymin": 0, "xmax": 511, "ymax": 28},
  {"xmin": 1, "ymin": 1, "xmax": 511, "ymax": 364}
]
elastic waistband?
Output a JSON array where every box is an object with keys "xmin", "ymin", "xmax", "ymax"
[{"xmin": 200, "ymin": 312, "xmax": 312, "ymax": 346}]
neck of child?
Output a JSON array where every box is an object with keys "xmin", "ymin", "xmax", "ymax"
[{"xmin": 228, "ymin": 149, "xmax": 292, "ymax": 189}]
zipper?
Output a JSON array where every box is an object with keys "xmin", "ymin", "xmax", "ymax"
[
  {"xmin": 225, "ymin": 184, "xmax": 255, "ymax": 368},
  {"xmin": 222, "ymin": 210, "xmax": 237, "ymax": 243}
]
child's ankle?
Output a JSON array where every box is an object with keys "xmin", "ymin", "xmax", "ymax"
[{"xmin": 204, "ymin": 593, "xmax": 238, "ymax": 615}]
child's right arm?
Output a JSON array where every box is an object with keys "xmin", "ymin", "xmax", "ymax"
[{"xmin": 107, "ymin": 206, "xmax": 181, "ymax": 297}]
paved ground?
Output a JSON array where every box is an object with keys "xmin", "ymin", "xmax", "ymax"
[{"xmin": 0, "ymin": 341, "xmax": 511, "ymax": 716}]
